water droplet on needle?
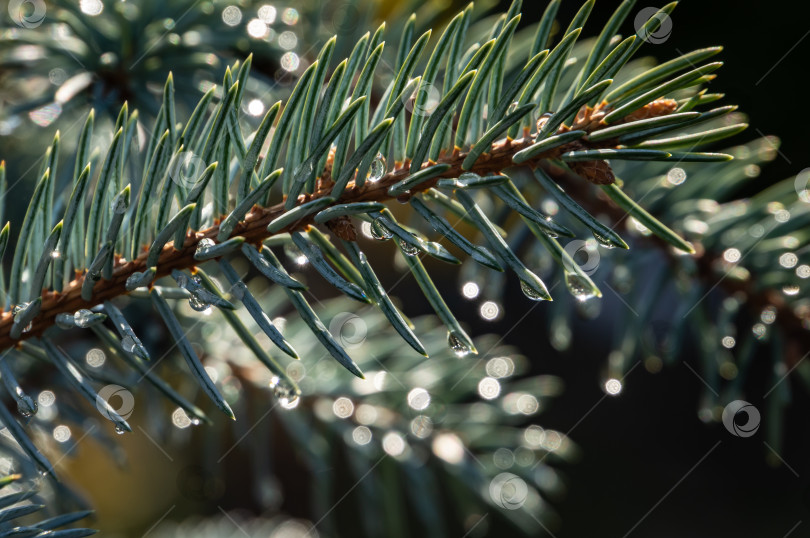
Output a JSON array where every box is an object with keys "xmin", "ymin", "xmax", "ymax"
[
  {"xmin": 73, "ymin": 309, "xmax": 94, "ymax": 327},
  {"xmin": 195, "ymin": 238, "xmax": 215, "ymax": 257},
  {"xmin": 447, "ymin": 331, "xmax": 471, "ymax": 357},
  {"xmin": 519, "ymin": 280, "xmax": 548, "ymax": 301},
  {"xmin": 564, "ymin": 272, "xmax": 597, "ymax": 302},
  {"xmin": 370, "ymin": 219, "xmax": 393, "ymax": 241},
  {"xmin": 592, "ymin": 231, "xmax": 615, "ymax": 249},
  {"xmin": 398, "ymin": 238, "xmax": 418, "ymax": 257},
  {"xmin": 367, "ymin": 152, "xmax": 386, "ymax": 183}
]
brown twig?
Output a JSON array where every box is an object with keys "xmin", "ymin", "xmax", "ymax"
[
  {"xmin": 0, "ymin": 133, "xmax": 553, "ymax": 349},
  {"xmin": 1, "ymin": 100, "xmax": 805, "ymax": 360}
]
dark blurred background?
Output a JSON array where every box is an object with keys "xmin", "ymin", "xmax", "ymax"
[{"xmin": 474, "ymin": 2, "xmax": 810, "ymax": 536}]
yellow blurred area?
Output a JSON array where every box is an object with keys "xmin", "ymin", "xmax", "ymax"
[{"xmin": 48, "ymin": 414, "xmax": 182, "ymax": 536}]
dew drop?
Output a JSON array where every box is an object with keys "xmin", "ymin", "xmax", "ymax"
[
  {"xmin": 447, "ymin": 331, "xmax": 471, "ymax": 358},
  {"xmin": 17, "ymin": 398, "xmax": 38, "ymax": 418},
  {"xmin": 271, "ymin": 377, "xmax": 300, "ymax": 410},
  {"xmin": 397, "ymin": 238, "xmax": 418, "ymax": 257},
  {"xmin": 188, "ymin": 294, "xmax": 211, "ymax": 312},
  {"xmin": 298, "ymin": 160, "xmax": 314, "ymax": 181},
  {"xmin": 457, "ymin": 172, "xmax": 481, "ymax": 183},
  {"xmin": 114, "ymin": 424, "xmax": 126, "ymax": 435},
  {"xmin": 367, "ymin": 152, "xmax": 386, "ymax": 183},
  {"xmin": 195, "ymin": 238, "xmax": 215, "ymax": 257},
  {"xmin": 12, "ymin": 303, "xmax": 28, "ymax": 318},
  {"xmin": 183, "ymin": 275, "xmax": 214, "ymax": 312},
  {"xmin": 73, "ymin": 309, "xmax": 94, "ymax": 328},
  {"xmin": 174, "ymin": 273, "xmax": 189, "ymax": 288},
  {"xmin": 370, "ymin": 219, "xmax": 393, "ymax": 241},
  {"xmin": 55, "ymin": 313, "xmax": 75, "ymax": 329},
  {"xmin": 121, "ymin": 335, "xmax": 137, "ymax": 352},
  {"xmin": 271, "ymin": 376, "xmax": 297, "ymax": 407},
  {"xmin": 592, "ymin": 231, "xmax": 615, "ymax": 249},
  {"xmin": 280, "ymin": 393, "xmax": 300, "ymax": 409},
  {"xmin": 189, "ymin": 417, "xmax": 202, "ymax": 426},
  {"xmin": 519, "ymin": 280, "xmax": 547, "ymax": 301},
  {"xmin": 126, "ymin": 271, "xmax": 149, "ymax": 290},
  {"xmin": 565, "ymin": 272, "xmax": 597, "ymax": 302}
]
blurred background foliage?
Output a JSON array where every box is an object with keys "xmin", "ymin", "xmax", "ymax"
[{"xmin": 0, "ymin": 0, "xmax": 808, "ymax": 536}]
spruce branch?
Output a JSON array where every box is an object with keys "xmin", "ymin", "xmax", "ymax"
[
  {"xmin": 0, "ymin": 2, "xmax": 805, "ymax": 505},
  {"xmin": 0, "ymin": 0, "xmax": 769, "ymax": 380},
  {"xmin": 0, "ymin": 100, "xmax": 705, "ymax": 349}
]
